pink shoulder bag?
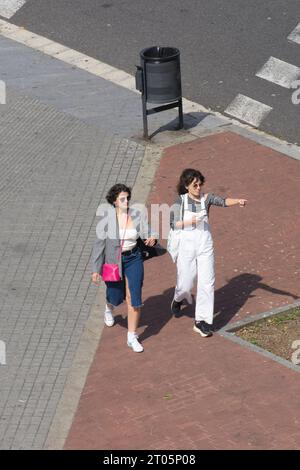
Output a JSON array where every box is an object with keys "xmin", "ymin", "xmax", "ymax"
[{"xmin": 101, "ymin": 214, "xmax": 128, "ymax": 282}]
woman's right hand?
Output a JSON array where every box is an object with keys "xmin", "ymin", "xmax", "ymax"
[
  {"xmin": 91, "ymin": 272, "xmax": 101, "ymax": 285},
  {"xmin": 188, "ymin": 215, "xmax": 200, "ymax": 226}
]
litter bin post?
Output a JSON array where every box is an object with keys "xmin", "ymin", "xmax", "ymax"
[{"xmin": 135, "ymin": 46, "xmax": 184, "ymax": 139}]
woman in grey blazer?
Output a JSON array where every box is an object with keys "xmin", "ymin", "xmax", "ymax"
[{"xmin": 91, "ymin": 184, "xmax": 157, "ymax": 353}]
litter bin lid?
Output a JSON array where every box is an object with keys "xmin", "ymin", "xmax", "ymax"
[{"xmin": 140, "ymin": 46, "xmax": 180, "ymax": 63}]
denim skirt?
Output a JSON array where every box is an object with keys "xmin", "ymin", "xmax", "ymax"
[{"xmin": 105, "ymin": 247, "xmax": 144, "ymax": 308}]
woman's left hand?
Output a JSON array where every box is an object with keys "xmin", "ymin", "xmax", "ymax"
[{"xmin": 144, "ymin": 237, "xmax": 156, "ymax": 247}]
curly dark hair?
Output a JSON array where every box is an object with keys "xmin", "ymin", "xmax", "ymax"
[
  {"xmin": 177, "ymin": 168, "xmax": 205, "ymax": 195},
  {"xmin": 106, "ymin": 183, "xmax": 132, "ymax": 206}
]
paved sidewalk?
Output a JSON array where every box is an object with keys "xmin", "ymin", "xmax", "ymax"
[{"xmin": 65, "ymin": 131, "xmax": 300, "ymax": 450}]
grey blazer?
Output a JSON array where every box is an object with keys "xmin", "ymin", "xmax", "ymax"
[{"xmin": 91, "ymin": 205, "xmax": 158, "ymax": 278}]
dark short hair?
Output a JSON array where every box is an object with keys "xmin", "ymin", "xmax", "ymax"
[
  {"xmin": 106, "ymin": 183, "xmax": 132, "ymax": 205},
  {"xmin": 176, "ymin": 168, "xmax": 205, "ymax": 195}
]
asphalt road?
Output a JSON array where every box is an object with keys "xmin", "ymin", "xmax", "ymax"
[{"xmin": 4, "ymin": 0, "xmax": 300, "ymax": 143}]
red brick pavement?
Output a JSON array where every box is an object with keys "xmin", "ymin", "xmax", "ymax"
[{"xmin": 65, "ymin": 132, "xmax": 300, "ymax": 450}]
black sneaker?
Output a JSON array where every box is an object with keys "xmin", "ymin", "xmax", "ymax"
[
  {"xmin": 193, "ymin": 321, "xmax": 213, "ymax": 337},
  {"xmin": 171, "ymin": 299, "xmax": 183, "ymax": 316}
]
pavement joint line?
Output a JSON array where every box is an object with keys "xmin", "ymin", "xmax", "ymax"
[
  {"xmin": 1, "ymin": 18, "xmax": 300, "ymax": 161},
  {"xmin": 218, "ymin": 299, "xmax": 300, "ymax": 375}
]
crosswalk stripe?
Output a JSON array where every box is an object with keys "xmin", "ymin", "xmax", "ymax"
[
  {"xmin": 288, "ymin": 23, "xmax": 300, "ymax": 45},
  {"xmin": 0, "ymin": 0, "xmax": 26, "ymax": 19},
  {"xmin": 256, "ymin": 56, "xmax": 300, "ymax": 89},
  {"xmin": 224, "ymin": 94, "xmax": 272, "ymax": 127}
]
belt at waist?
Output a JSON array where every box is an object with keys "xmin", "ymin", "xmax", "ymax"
[{"xmin": 122, "ymin": 245, "xmax": 139, "ymax": 256}]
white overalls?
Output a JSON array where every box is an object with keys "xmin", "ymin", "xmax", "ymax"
[{"xmin": 174, "ymin": 193, "xmax": 215, "ymax": 324}]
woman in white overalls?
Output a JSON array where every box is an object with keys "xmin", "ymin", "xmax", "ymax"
[{"xmin": 170, "ymin": 169, "xmax": 247, "ymax": 337}]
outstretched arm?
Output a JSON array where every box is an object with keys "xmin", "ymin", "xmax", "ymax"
[
  {"xmin": 225, "ymin": 198, "xmax": 247, "ymax": 207},
  {"xmin": 259, "ymin": 283, "xmax": 299, "ymax": 300}
]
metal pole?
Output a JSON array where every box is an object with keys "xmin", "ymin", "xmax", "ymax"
[
  {"xmin": 178, "ymin": 98, "xmax": 184, "ymax": 129},
  {"xmin": 142, "ymin": 92, "xmax": 148, "ymax": 139}
]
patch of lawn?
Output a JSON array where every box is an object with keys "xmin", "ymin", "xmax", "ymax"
[{"xmin": 235, "ymin": 307, "xmax": 300, "ymax": 364}]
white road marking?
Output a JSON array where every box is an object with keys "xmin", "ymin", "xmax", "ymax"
[
  {"xmin": 256, "ymin": 56, "xmax": 300, "ymax": 88},
  {"xmin": 0, "ymin": 79, "xmax": 6, "ymax": 104},
  {"xmin": 288, "ymin": 23, "xmax": 300, "ymax": 45},
  {"xmin": 0, "ymin": 0, "xmax": 26, "ymax": 19},
  {"xmin": 224, "ymin": 94, "xmax": 272, "ymax": 127}
]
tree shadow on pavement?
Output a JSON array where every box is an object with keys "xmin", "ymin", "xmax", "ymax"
[{"xmin": 114, "ymin": 273, "xmax": 299, "ymax": 340}]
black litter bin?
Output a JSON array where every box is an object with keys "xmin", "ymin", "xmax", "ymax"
[{"xmin": 136, "ymin": 46, "xmax": 183, "ymax": 139}]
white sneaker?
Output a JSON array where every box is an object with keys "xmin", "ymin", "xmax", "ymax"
[
  {"xmin": 104, "ymin": 304, "xmax": 115, "ymax": 327},
  {"xmin": 127, "ymin": 334, "xmax": 144, "ymax": 353}
]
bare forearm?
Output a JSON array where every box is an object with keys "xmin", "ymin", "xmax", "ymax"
[
  {"xmin": 175, "ymin": 214, "xmax": 201, "ymax": 229},
  {"xmin": 225, "ymin": 198, "xmax": 247, "ymax": 207},
  {"xmin": 175, "ymin": 220, "xmax": 186, "ymax": 229},
  {"xmin": 175, "ymin": 218, "xmax": 194, "ymax": 229}
]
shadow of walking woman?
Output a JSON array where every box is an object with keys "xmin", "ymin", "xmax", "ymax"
[
  {"xmin": 213, "ymin": 273, "xmax": 299, "ymax": 330},
  {"xmin": 113, "ymin": 273, "xmax": 299, "ymax": 340}
]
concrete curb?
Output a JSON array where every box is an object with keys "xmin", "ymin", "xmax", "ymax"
[{"xmin": 218, "ymin": 300, "xmax": 300, "ymax": 375}]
